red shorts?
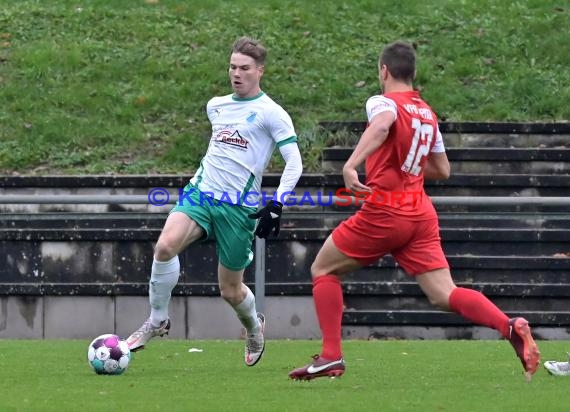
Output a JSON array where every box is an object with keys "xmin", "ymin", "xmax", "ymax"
[{"xmin": 331, "ymin": 208, "xmax": 449, "ymax": 276}]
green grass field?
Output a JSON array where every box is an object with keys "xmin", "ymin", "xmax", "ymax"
[
  {"xmin": 0, "ymin": 339, "xmax": 568, "ymax": 411},
  {"xmin": 1, "ymin": 0, "xmax": 569, "ymax": 174}
]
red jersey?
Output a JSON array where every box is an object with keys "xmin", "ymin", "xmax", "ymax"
[{"xmin": 362, "ymin": 91, "xmax": 445, "ymax": 219}]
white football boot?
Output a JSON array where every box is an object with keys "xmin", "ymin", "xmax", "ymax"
[
  {"xmin": 544, "ymin": 354, "xmax": 570, "ymax": 376},
  {"xmin": 126, "ymin": 317, "xmax": 171, "ymax": 352},
  {"xmin": 244, "ymin": 313, "xmax": 265, "ymax": 366}
]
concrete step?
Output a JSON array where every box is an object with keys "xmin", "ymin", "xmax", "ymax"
[
  {"xmin": 341, "ymin": 310, "xmax": 570, "ymax": 327},
  {"xmin": 2, "ymin": 172, "xmax": 568, "ymax": 191},
  {"xmin": 2, "ymin": 218, "xmax": 568, "ymax": 284},
  {"xmin": 1, "ymin": 226, "xmax": 568, "ymax": 246},
  {"xmin": 326, "ymin": 265, "xmax": 570, "ymax": 284},
  {"xmin": 319, "ymin": 121, "xmax": 570, "ymax": 148},
  {"xmin": 323, "ymin": 147, "xmax": 570, "ymax": 174},
  {"xmin": 262, "ymin": 254, "xmax": 570, "ymax": 285},
  {"xmin": 3, "ymin": 211, "xmax": 570, "ymax": 230},
  {"xmin": 4, "ymin": 280, "xmax": 568, "ymax": 299}
]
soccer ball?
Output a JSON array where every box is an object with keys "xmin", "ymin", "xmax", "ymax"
[{"xmin": 87, "ymin": 334, "xmax": 131, "ymax": 375}]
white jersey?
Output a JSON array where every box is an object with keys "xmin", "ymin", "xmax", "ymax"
[{"xmin": 190, "ymin": 92, "xmax": 297, "ymax": 202}]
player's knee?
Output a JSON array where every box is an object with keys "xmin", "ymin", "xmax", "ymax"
[
  {"xmin": 310, "ymin": 262, "xmax": 325, "ymax": 279},
  {"xmin": 219, "ymin": 285, "xmax": 241, "ymax": 305},
  {"xmin": 427, "ymin": 294, "xmax": 451, "ymax": 311},
  {"xmin": 154, "ymin": 240, "xmax": 177, "ymax": 261}
]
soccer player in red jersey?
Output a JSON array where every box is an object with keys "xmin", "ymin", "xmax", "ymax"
[{"xmin": 289, "ymin": 41, "xmax": 540, "ymax": 381}]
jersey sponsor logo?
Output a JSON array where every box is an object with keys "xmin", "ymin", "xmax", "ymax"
[{"xmin": 214, "ymin": 129, "xmax": 249, "ymax": 149}]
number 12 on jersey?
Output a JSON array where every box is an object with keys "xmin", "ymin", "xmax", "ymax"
[{"xmin": 401, "ymin": 118, "xmax": 434, "ymax": 176}]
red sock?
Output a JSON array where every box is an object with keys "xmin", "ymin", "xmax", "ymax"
[
  {"xmin": 449, "ymin": 287, "xmax": 510, "ymax": 338},
  {"xmin": 313, "ymin": 275, "xmax": 343, "ymax": 359}
]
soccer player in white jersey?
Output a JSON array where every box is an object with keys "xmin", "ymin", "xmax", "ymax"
[{"xmin": 127, "ymin": 36, "xmax": 303, "ymax": 367}]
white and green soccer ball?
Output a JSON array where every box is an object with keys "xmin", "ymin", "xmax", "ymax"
[{"xmin": 87, "ymin": 334, "xmax": 131, "ymax": 375}]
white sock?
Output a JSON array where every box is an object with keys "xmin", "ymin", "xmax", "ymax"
[
  {"xmin": 149, "ymin": 256, "xmax": 180, "ymax": 327},
  {"xmin": 233, "ymin": 285, "xmax": 260, "ymax": 335}
]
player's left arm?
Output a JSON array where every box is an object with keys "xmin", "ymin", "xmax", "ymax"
[
  {"xmin": 248, "ymin": 142, "xmax": 302, "ymax": 239},
  {"xmin": 248, "ymin": 108, "xmax": 302, "ymax": 239},
  {"xmin": 268, "ymin": 108, "xmax": 303, "ymax": 203},
  {"xmin": 424, "ymin": 152, "xmax": 450, "ymax": 180},
  {"xmin": 267, "ymin": 106, "xmax": 303, "ymax": 204},
  {"xmin": 423, "ymin": 127, "xmax": 450, "ymax": 180},
  {"xmin": 275, "ymin": 142, "xmax": 303, "ymax": 203}
]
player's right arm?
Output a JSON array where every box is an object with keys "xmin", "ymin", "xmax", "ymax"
[{"xmin": 342, "ymin": 110, "xmax": 394, "ymax": 192}]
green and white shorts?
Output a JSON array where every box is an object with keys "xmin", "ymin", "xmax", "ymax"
[{"xmin": 171, "ymin": 183, "xmax": 256, "ymax": 271}]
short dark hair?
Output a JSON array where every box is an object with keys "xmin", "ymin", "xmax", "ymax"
[
  {"xmin": 379, "ymin": 41, "xmax": 416, "ymax": 83},
  {"xmin": 232, "ymin": 36, "xmax": 266, "ymax": 66}
]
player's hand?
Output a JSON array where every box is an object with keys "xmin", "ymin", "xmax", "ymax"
[
  {"xmin": 342, "ymin": 167, "xmax": 372, "ymax": 194},
  {"xmin": 248, "ymin": 200, "xmax": 283, "ymax": 239}
]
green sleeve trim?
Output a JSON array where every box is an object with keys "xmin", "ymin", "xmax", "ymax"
[{"xmin": 276, "ymin": 136, "xmax": 297, "ymax": 148}]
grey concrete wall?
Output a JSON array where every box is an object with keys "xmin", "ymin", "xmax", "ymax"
[
  {"xmin": 3, "ymin": 295, "xmax": 570, "ymax": 341},
  {"xmin": 0, "ymin": 295, "xmax": 320, "ymax": 340}
]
